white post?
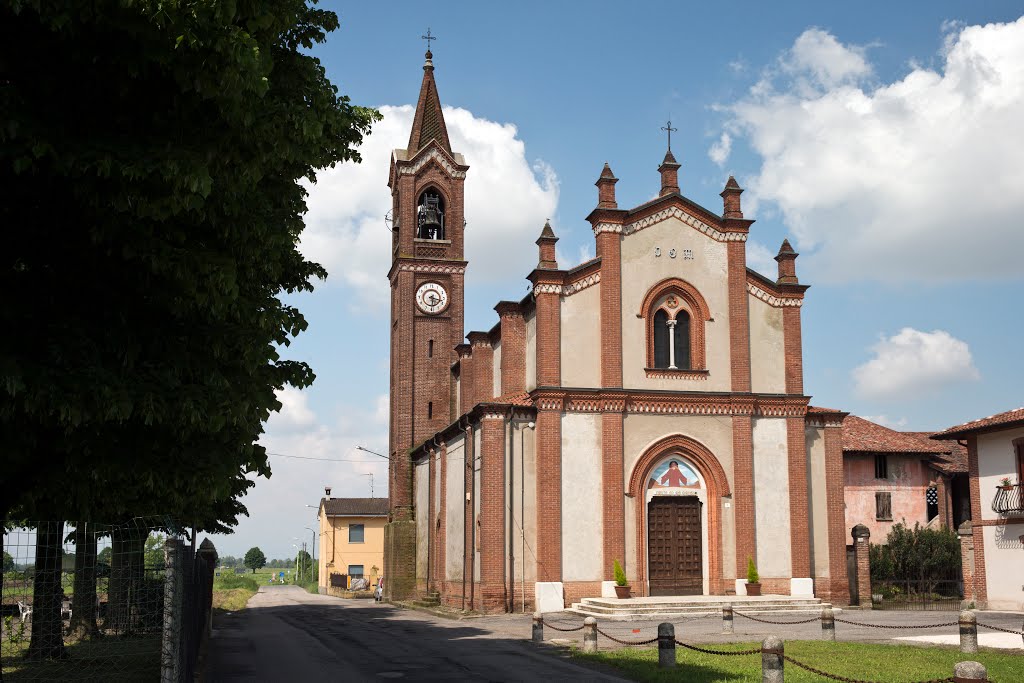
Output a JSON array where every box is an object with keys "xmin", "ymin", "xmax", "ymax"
[{"xmin": 667, "ymin": 320, "xmax": 677, "ymax": 369}]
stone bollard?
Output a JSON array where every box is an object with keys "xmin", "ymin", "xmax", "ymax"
[
  {"xmin": 532, "ymin": 612, "xmax": 543, "ymax": 643},
  {"xmin": 722, "ymin": 604, "xmax": 734, "ymax": 634},
  {"xmin": 761, "ymin": 636, "xmax": 784, "ymax": 683},
  {"xmin": 658, "ymin": 622, "xmax": 676, "ymax": 669},
  {"xmin": 821, "ymin": 607, "xmax": 836, "ymax": 641},
  {"xmin": 583, "ymin": 617, "xmax": 598, "ymax": 653},
  {"xmin": 959, "ymin": 610, "xmax": 978, "ymax": 654},
  {"xmin": 953, "ymin": 661, "xmax": 987, "ymax": 682}
]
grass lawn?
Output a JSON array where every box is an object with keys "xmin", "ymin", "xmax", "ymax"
[
  {"xmin": 211, "ymin": 573, "xmax": 259, "ymax": 619},
  {"xmin": 573, "ymin": 641, "xmax": 1024, "ymax": 682},
  {"xmin": 2, "ymin": 635, "xmax": 160, "ymax": 681}
]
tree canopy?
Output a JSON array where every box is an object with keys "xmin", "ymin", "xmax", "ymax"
[
  {"xmin": 244, "ymin": 546, "xmax": 267, "ymax": 573},
  {"xmin": 1, "ymin": 0, "xmax": 380, "ymax": 527}
]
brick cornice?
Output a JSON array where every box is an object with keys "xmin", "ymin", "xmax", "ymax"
[
  {"xmin": 528, "ymin": 388, "xmax": 809, "ymax": 416},
  {"xmin": 390, "ymin": 143, "xmax": 469, "ymax": 187},
  {"xmin": 605, "ymin": 202, "xmax": 749, "ymax": 243},
  {"xmin": 388, "ymin": 258, "xmax": 467, "ymax": 282}
]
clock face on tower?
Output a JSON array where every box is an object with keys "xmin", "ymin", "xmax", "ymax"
[{"xmin": 415, "ymin": 281, "xmax": 449, "ymax": 314}]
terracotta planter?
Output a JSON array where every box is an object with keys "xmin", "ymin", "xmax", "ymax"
[
  {"xmin": 614, "ymin": 584, "xmax": 632, "ymax": 599},
  {"xmin": 745, "ymin": 582, "xmax": 762, "ymax": 596}
]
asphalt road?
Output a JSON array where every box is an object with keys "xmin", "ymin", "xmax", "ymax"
[{"xmin": 206, "ymin": 586, "xmax": 626, "ymax": 682}]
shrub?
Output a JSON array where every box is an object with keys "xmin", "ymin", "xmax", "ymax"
[
  {"xmin": 746, "ymin": 557, "xmax": 759, "ymax": 584},
  {"xmin": 613, "ymin": 559, "xmax": 628, "ymax": 586},
  {"xmin": 870, "ymin": 522, "xmax": 960, "ymax": 590}
]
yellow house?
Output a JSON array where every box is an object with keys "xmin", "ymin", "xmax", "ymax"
[{"xmin": 317, "ymin": 494, "xmax": 388, "ymax": 594}]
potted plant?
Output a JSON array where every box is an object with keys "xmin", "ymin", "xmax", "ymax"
[
  {"xmin": 998, "ymin": 477, "xmax": 1014, "ymax": 491},
  {"xmin": 745, "ymin": 557, "xmax": 762, "ymax": 596},
  {"xmin": 613, "ymin": 559, "xmax": 631, "ymax": 599}
]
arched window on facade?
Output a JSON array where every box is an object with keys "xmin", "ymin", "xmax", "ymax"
[
  {"xmin": 652, "ymin": 307, "xmax": 691, "ymax": 370},
  {"xmin": 641, "ymin": 278, "xmax": 709, "ymax": 376}
]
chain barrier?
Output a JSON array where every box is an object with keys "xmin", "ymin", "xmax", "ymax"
[
  {"xmin": 976, "ymin": 621, "xmax": 1024, "ymax": 636},
  {"xmin": 832, "ymin": 617, "xmax": 958, "ymax": 629},
  {"xmin": 674, "ymin": 640, "xmax": 761, "ymax": 656},
  {"xmin": 782, "ymin": 655, "xmax": 955, "ymax": 683},
  {"xmin": 542, "ymin": 619, "xmax": 585, "ymax": 632},
  {"xmin": 733, "ymin": 610, "xmax": 820, "ymax": 625},
  {"xmin": 594, "ymin": 628, "xmax": 658, "ymax": 646}
]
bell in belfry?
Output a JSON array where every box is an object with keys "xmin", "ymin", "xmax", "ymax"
[{"xmin": 417, "ymin": 192, "xmax": 445, "ymax": 240}]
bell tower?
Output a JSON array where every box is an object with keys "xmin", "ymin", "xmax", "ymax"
[{"xmin": 384, "ymin": 46, "xmax": 468, "ymax": 600}]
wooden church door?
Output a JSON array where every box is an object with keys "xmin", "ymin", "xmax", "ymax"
[{"xmin": 648, "ymin": 497, "xmax": 703, "ymax": 595}]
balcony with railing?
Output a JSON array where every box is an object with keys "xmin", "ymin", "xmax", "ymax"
[{"xmin": 991, "ymin": 483, "xmax": 1023, "ymax": 515}]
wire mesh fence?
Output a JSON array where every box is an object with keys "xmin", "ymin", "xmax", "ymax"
[{"xmin": 2, "ymin": 518, "xmax": 216, "ymax": 682}]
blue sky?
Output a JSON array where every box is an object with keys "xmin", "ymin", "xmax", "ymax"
[{"xmin": 213, "ymin": 1, "xmax": 1024, "ymax": 559}]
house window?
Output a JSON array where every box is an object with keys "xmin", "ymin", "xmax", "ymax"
[
  {"xmin": 875, "ymin": 492, "xmax": 892, "ymax": 520},
  {"xmin": 642, "ymin": 278, "xmax": 708, "ymax": 373},
  {"xmin": 926, "ymin": 485, "xmax": 939, "ymax": 521},
  {"xmin": 349, "ymin": 524, "xmax": 364, "ymax": 543},
  {"xmin": 1015, "ymin": 439, "xmax": 1024, "ymax": 484},
  {"xmin": 874, "ymin": 454, "xmax": 888, "ymax": 480},
  {"xmin": 348, "ymin": 565, "xmax": 364, "ymax": 578}
]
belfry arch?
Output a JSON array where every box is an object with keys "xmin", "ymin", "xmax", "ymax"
[{"xmin": 628, "ymin": 434, "xmax": 730, "ymax": 596}]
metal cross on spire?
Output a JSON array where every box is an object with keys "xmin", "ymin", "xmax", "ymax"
[
  {"xmin": 661, "ymin": 119, "xmax": 678, "ymax": 151},
  {"xmin": 421, "ymin": 27, "xmax": 437, "ymax": 52}
]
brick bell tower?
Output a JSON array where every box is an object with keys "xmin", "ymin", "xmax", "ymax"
[{"xmin": 384, "ymin": 46, "xmax": 468, "ymax": 600}]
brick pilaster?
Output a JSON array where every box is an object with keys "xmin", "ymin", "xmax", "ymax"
[
  {"xmin": 495, "ymin": 302, "xmax": 526, "ymax": 395},
  {"xmin": 468, "ymin": 332, "xmax": 494, "ymax": 402},
  {"xmin": 601, "ymin": 408, "xmax": 625, "ymax": 579},
  {"xmin": 534, "ymin": 288, "xmax": 561, "ymax": 387},
  {"xmin": 732, "ymin": 415, "xmax": 756, "ymax": 576},
  {"xmin": 596, "ymin": 231, "xmax": 622, "ymax": 387},
  {"xmin": 479, "ymin": 413, "xmax": 507, "ymax": 611},
  {"xmin": 787, "ymin": 417, "xmax": 811, "ymax": 578},
  {"xmin": 852, "ymin": 525, "xmax": 871, "ymax": 609},
  {"xmin": 958, "ymin": 521, "xmax": 975, "ymax": 607},
  {"xmin": 823, "ymin": 423, "xmax": 851, "ymax": 605},
  {"xmin": 536, "ymin": 405, "xmax": 562, "ymax": 582},
  {"xmin": 782, "ymin": 307, "xmax": 804, "ymax": 395},
  {"xmin": 727, "ymin": 242, "xmax": 751, "ymax": 392},
  {"xmin": 965, "ymin": 436, "xmax": 988, "ymax": 606}
]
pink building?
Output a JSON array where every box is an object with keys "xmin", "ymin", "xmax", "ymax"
[{"xmin": 841, "ymin": 415, "xmax": 968, "ymax": 543}]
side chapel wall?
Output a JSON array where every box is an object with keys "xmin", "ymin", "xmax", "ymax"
[
  {"xmin": 748, "ymin": 296, "xmax": 786, "ymax": 394},
  {"xmin": 525, "ymin": 309, "xmax": 537, "ymax": 391},
  {"xmin": 752, "ymin": 418, "xmax": 792, "ymax": 577},
  {"xmin": 445, "ymin": 434, "xmax": 466, "ymax": 582},
  {"xmin": 805, "ymin": 425, "xmax": 831, "ymax": 580},
  {"xmin": 561, "ymin": 413, "xmax": 604, "ymax": 581},
  {"xmin": 560, "ymin": 285, "xmax": 601, "ymax": 387}
]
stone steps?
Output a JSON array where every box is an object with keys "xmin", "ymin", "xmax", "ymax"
[{"xmin": 569, "ymin": 596, "xmax": 830, "ymax": 621}]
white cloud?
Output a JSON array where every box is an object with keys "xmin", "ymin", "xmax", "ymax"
[
  {"xmin": 301, "ymin": 105, "xmax": 559, "ymax": 309},
  {"xmin": 853, "ymin": 328, "xmax": 980, "ymax": 399},
  {"xmin": 268, "ymin": 386, "xmax": 316, "ymax": 432},
  {"xmin": 860, "ymin": 414, "xmax": 909, "ymax": 429},
  {"xmin": 720, "ymin": 18, "xmax": 1024, "ymax": 282},
  {"xmin": 708, "ymin": 132, "xmax": 732, "ymax": 166},
  {"xmin": 212, "ymin": 392, "xmax": 391, "ymax": 559},
  {"xmin": 744, "ymin": 241, "xmax": 776, "ymax": 278}
]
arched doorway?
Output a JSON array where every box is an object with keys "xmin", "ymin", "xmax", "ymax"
[
  {"xmin": 628, "ymin": 435, "xmax": 730, "ymax": 596},
  {"xmin": 646, "ymin": 457, "xmax": 706, "ymax": 595}
]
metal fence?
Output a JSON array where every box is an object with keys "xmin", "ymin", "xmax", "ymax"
[
  {"xmin": 2, "ymin": 519, "xmax": 216, "ymax": 682},
  {"xmin": 871, "ymin": 578, "xmax": 963, "ymax": 611}
]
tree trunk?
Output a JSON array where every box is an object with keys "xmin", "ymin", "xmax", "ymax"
[
  {"xmin": 70, "ymin": 523, "xmax": 98, "ymax": 639},
  {"xmin": 107, "ymin": 528, "xmax": 145, "ymax": 634},
  {"xmin": 26, "ymin": 521, "xmax": 67, "ymax": 661}
]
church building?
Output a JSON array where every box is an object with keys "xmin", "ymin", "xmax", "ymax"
[{"xmin": 383, "ymin": 49, "xmax": 850, "ymax": 612}]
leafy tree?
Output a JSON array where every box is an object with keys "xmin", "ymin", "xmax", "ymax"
[
  {"xmin": 144, "ymin": 533, "xmax": 165, "ymax": 570},
  {"xmin": 1, "ymin": 0, "xmax": 378, "ymax": 523},
  {"xmin": 97, "ymin": 546, "xmax": 112, "ymax": 566},
  {"xmin": 244, "ymin": 547, "xmax": 267, "ymax": 574},
  {"xmin": 2, "ymin": 0, "xmax": 377, "ymax": 659},
  {"xmin": 2, "ymin": 551, "xmax": 13, "ymax": 573},
  {"xmin": 295, "ymin": 549, "xmax": 313, "ymax": 582},
  {"xmin": 870, "ymin": 522, "xmax": 961, "ymax": 593}
]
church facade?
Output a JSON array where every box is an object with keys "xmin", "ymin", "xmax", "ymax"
[{"xmin": 384, "ymin": 50, "xmax": 850, "ymax": 612}]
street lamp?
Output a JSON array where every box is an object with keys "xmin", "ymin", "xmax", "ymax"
[
  {"xmin": 355, "ymin": 446, "xmax": 389, "ymax": 460},
  {"xmin": 304, "ymin": 526, "xmax": 316, "ymax": 562}
]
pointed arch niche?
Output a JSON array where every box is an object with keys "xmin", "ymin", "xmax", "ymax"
[
  {"xmin": 628, "ymin": 434, "xmax": 730, "ymax": 596},
  {"xmin": 639, "ymin": 278, "xmax": 710, "ymax": 378}
]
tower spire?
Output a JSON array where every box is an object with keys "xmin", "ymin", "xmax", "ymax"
[{"xmin": 408, "ymin": 31, "xmax": 452, "ymax": 155}]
